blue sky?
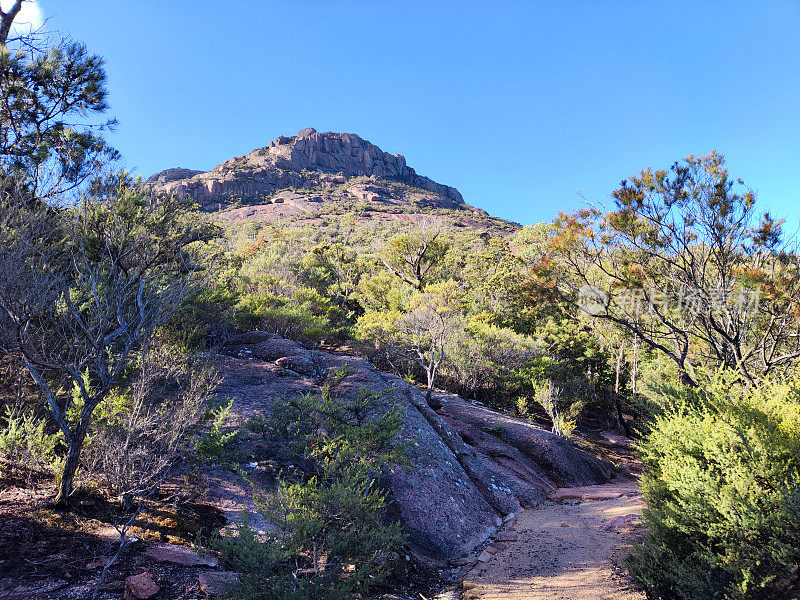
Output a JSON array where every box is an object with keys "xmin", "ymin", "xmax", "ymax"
[{"xmin": 41, "ymin": 0, "xmax": 800, "ymax": 225}]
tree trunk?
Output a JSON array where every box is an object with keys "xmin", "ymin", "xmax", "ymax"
[
  {"xmin": 0, "ymin": 1, "xmax": 22, "ymax": 45},
  {"xmin": 54, "ymin": 434, "xmax": 84, "ymax": 507},
  {"xmin": 53, "ymin": 404, "xmax": 93, "ymax": 507},
  {"xmin": 613, "ymin": 343, "xmax": 631, "ymax": 437},
  {"xmin": 425, "ymin": 365, "xmax": 442, "ymax": 410},
  {"xmin": 425, "ymin": 386, "xmax": 442, "ymax": 410},
  {"xmin": 679, "ymin": 368, "xmax": 698, "ymax": 388},
  {"xmin": 632, "ymin": 334, "xmax": 638, "ymax": 396}
]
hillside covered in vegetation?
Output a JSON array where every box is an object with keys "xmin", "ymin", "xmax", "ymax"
[{"xmin": 1, "ymin": 4, "xmax": 799, "ymax": 600}]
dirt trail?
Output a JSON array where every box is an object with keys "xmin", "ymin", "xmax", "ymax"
[{"xmin": 462, "ymin": 483, "xmax": 646, "ymax": 600}]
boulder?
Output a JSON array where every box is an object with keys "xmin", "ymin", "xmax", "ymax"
[
  {"xmin": 484, "ymin": 542, "xmax": 506, "ymax": 554},
  {"xmin": 145, "ymin": 167, "xmax": 203, "ymax": 184},
  {"xmin": 198, "ymin": 571, "xmax": 240, "ymax": 597},
  {"xmin": 275, "ymin": 355, "xmax": 317, "ymax": 375},
  {"xmin": 215, "ymin": 334, "xmax": 614, "ymax": 566},
  {"xmin": 296, "ymin": 127, "xmax": 317, "ymax": 138},
  {"xmin": 124, "ymin": 572, "xmax": 159, "ymax": 600},
  {"xmin": 493, "ymin": 530, "xmax": 518, "ymax": 542}
]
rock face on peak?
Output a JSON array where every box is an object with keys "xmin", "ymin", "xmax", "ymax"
[
  {"xmin": 148, "ymin": 129, "xmax": 483, "ymax": 220},
  {"xmin": 266, "ymin": 128, "xmax": 462, "ymax": 201},
  {"xmin": 146, "ymin": 167, "xmax": 203, "ymax": 185}
]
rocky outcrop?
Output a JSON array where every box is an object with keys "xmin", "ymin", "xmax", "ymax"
[
  {"xmin": 146, "ymin": 167, "xmax": 203, "ymax": 185},
  {"xmin": 266, "ymin": 128, "xmax": 462, "ymax": 201},
  {"xmin": 437, "ymin": 396, "xmax": 612, "ymax": 488},
  {"xmin": 217, "ymin": 333, "xmax": 614, "ymax": 566},
  {"xmin": 147, "ymin": 128, "xmax": 474, "ymax": 215}
]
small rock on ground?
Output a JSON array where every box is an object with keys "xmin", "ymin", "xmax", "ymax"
[
  {"xmin": 493, "ymin": 530, "xmax": 518, "ymax": 542},
  {"xmin": 477, "ymin": 550, "xmax": 493, "ymax": 562},
  {"xmin": 125, "ymin": 571, "xmax": 159, "ymax": 599}
]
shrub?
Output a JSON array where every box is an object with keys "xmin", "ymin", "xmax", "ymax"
[
  {"xmin": 233, "ymin": 293, "xmax": 338, "ymax": 340},
  {"xmin": 162, "ymin": 286, "xmax": 239, "ymax": 351},
  {"xmin": 520, "ymin": 378, "xmax": 582, "ymax": 437},
  {"xmin": 218, "ymin": 369, "xmax": 409, "ymax": 600},
  {"xmin": 83, "ymin": 348, "xmax": 218, "ymax": 504},
  {"xmin": 0, "ymin": 406, "xmax": 60, "ymax": 472},
  {"xmin": 195, "ymin": 398, "xmax": 242, "ymax": 466},
  {"xmin": 211, "ymin": 514, "xmax": 289, "ymax": 585},
  {"xmin": 442, "ymin": 321, "xmax": 539, "ymax": 399},
  {"xmin": 627, "ymin": 372, "xmax": 800, "ymax": 600}
]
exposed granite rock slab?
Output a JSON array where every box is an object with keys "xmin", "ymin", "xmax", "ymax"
[
  {"xmin": 143, "ymin": 544, "xmax": 218, "ymax": 567},
  {"xmin": 214, "ymin": 333, "xmax": 614, "ymax": 566},
  {"xmin": 437, "ymin": 395, "xmax": 613, "ymax": 487}
]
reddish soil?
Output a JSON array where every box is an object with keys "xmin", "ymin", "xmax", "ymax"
[
  {"xmin": 0, "ymin": 467, "xmax": 226, "ymax": 600},
  {"xmin": 461, "ymin": 436, "xmax": 646, "ymax": 600}
]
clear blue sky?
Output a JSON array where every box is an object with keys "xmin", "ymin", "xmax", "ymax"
[{"xmin": 44, "ymin": 0, "xmax": 800, "ymax": 225}]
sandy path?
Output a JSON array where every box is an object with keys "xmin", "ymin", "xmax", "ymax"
[{"xmin": 462, "ymin": 483, "xmax": 646, "ymax": 600}]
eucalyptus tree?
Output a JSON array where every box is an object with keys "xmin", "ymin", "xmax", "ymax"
[
  {"xmin": 0, "ymin": 176, "xmax": 218, "ymax": 505},
  {"xmin": 381, "ymin": 221, "xmax": 448, "ymax": 291}
]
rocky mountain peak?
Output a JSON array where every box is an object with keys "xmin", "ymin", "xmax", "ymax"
[
  {"xmin": 296, "ymin": 126, "xmax": 317, "ymax": 138},
  {"xmin": 264, "ymin": 127, "xmax": 414, "ymax": 182},
  {"xmin": 147, "ymin": 129, "xmax": 465, "ymax": 211}
]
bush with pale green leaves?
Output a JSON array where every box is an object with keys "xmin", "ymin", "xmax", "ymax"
[
  {"xmin": 627, "ymin": 372, "xmax": 800, "ymax": 600},
  {"xmin": 0, "ymin": 407, "xmax": 60, "ymax": 472},
  {"xmin": 442, "ymin": 320, "xmax": 539, "ymax": 399},
  {"xmin": 233, "ymin": 290, "xmax": 341, "ymax": 340}
]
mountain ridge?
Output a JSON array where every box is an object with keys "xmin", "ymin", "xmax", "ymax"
[{"xmin": 149, "ymin": 128, "xmax": 469, "ymax": 209}]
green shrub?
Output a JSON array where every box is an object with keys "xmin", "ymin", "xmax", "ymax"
[
  {"xmin": 233, "ymin": 292, "xmax": 338, "ymax": 340},
  {"xmin": 442, "ymin": 320, "xmax": 539, "ymax": 399},
  {"xmin": 195, "ymin": 399, "xmax": 242, "ymax": 466},
  {"xmin": 211, "ymin": 513, "xmax": 289, "ymax": 579},
  {"xmin": 527, "ymin": 378, "xmax": 582, "ymax": 437},
  {"xmin": 162, "ymin": 286, "xmax": 239, "ymax": 351},
  {"xmin": 232, "ymin": 293, "xmax": 283, "ymax": 330},
  {"xmin": 627, "ymin": 372, "xmax": 800, "ymax": 600},
  {"xmin": 219, "ymin": 370, "xmax": 409, "ymax": 600},
  {"xmin": 0, "ymin": 406, "xmax": 60, "ymax": 470}
]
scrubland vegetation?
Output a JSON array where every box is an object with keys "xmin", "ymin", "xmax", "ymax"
[
  {"xmin": 1, "ymin": 6, "xmax": 799, "ymax": 599},
  {"xmin": 215, "ymin": 368, "xmax": 409, "ymax": 600},
  {"xmin": 628, "ymin": 373, "xmax": 800, "ymax": 600}
]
